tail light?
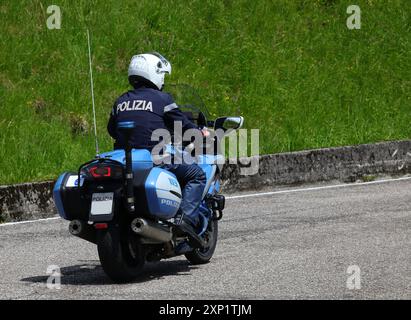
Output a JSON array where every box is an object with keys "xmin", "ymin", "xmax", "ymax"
[
  {"xmin": 85, "ymin": 163, "xmax": 123, "ymax": 179},
  {"xmin": 89, "ymin": 166, "xmax": 111, "ymax": 178}
]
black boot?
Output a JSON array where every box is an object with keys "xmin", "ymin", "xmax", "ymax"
[{"xmin": 173, "ymin": 213, "xmax": 205, "ymax": 249}]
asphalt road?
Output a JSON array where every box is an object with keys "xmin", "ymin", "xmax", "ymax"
[{"xmin": 0, "ymin": 177, "xmax": 410, "ymax": 300}]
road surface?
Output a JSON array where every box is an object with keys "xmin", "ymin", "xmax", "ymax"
[{"xmin": 0, "ymin": 177, "xmax": 410, "ymax": 299}]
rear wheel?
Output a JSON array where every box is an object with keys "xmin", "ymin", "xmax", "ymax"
[
  {"xmin": 185, "ymin": 219, "xmax": 218, "ymax": 264},
  {"xmin": 97, "ymin": 224, "xmax": 145, "ymax": 283}
]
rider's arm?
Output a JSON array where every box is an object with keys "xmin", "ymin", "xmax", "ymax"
[
  {"xmin": 164, "ymin": 106, "xmax": 199, "ymax": 133},
  {"xmin": 162, "ymin": 93, "xmax": 200, "ymax": 133}
]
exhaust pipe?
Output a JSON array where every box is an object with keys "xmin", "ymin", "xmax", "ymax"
[
  {"xmin": 131, "ymin": 218, "xmax": 172, "ymax": 243},
  {"xmin": 69, "ymin": 220, "xmax": 97, "ymax": 244}
]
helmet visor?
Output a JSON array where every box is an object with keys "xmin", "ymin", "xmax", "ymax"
[{"xmin": 149, "ymin": 51, "xmax": 171, "ymax": 74}]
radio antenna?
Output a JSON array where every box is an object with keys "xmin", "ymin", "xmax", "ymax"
[{"xmin": 87, "ymin": 28, "xmax": 100, "ymax": 158}]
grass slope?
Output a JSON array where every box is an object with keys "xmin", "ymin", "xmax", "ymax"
[{"xmin": 0, "ymin": 0, "xmax": 410, "ymax": 184}]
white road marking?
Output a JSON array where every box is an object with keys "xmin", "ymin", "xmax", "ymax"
[
  {"xmin": 226, "ymin": 176, "xmax": 411, "ymax": 200},
  {"xmin": 0, "ymin": 176, "xmax": 410, "ymax": 228},
  {"xmin": 0, "ymin": 217, "xmax": 60, "ymax": 227}
]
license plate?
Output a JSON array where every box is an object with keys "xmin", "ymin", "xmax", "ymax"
[{"xmin": 90, "ymin": 193, "xmax": 114, "ymax": 216}]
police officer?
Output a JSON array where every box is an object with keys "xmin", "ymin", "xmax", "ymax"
[{"xmin": 107, "ymin": 52, "xmax": 208, "ymax": 235}]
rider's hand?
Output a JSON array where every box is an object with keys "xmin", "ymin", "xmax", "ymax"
[{"xmin": 201, "ymin": 127, "xmax": 210, "ymax": 137}]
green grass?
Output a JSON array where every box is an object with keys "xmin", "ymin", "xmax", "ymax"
[
  {"xmin": 0, "ymin": 0, "xmax": 410, "ymax": 184},
  {"xmin": 360, "ymin": 174, "xmax": 377, "ymax": 182}
]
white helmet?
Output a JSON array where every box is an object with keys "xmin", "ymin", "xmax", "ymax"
[{"xmin": 128, "ymin": 52, "xmax": 172, "ymax": 90}]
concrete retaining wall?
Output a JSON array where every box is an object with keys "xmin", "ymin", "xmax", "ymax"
[
  {"xmin": 0, "ymin": 181, "xmax": 56, "ymax": 222},
  {"xmin": 220, "ymin": 139, "xmax": 411, "ymax": 192},
  {"xmin": 1, "ymin": 140, "xmax": 410, "ymax": 222}
]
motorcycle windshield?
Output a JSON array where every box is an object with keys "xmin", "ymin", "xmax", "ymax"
[{"xmin": 163, "ymin": 84, "xmax": 210, "ymax": 127}]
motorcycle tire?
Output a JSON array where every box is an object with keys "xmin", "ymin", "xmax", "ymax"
[
  {"xmin": 97, "ymin": 224, "xmax": 144, "ymax": 283},
  {"xmin": 185, "ymin": 219, "xmax": 218, "ymax": 265}
]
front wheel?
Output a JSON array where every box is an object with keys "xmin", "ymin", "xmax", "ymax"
[
  {"xmin": 97, "ymin": 224, "xmax": 145, "ymax": 283},
  {"xmin": 185, "ymin": 219, "xmax": 218, "ymax": 265}
]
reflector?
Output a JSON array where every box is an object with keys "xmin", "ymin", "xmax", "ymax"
[{"xmin": 94, "ymin": 223, "xmax": 108, "ymax": 229}]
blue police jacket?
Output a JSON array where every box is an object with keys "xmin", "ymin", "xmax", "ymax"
[{"xmin": 107, "ymin": 87, "xmax": 199, "ymax": 150}]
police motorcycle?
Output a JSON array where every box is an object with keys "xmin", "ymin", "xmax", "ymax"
[{"xmin": 53, "ymin": 85, "xmax": 243, "ymax": 282}]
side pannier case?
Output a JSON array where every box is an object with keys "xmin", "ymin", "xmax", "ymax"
[{"xmin": 53, "ymin": 172, "xmax": 89, "ymax": 221}]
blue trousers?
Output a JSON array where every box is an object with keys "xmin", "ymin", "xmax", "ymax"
[{"xmin": 160, "ymin": 163, "xmax": 206, "ymax": 226}]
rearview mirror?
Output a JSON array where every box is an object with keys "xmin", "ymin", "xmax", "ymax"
[{"xmin": 213, "ymin": 116, "xmax": 244, "ymax": 131}]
